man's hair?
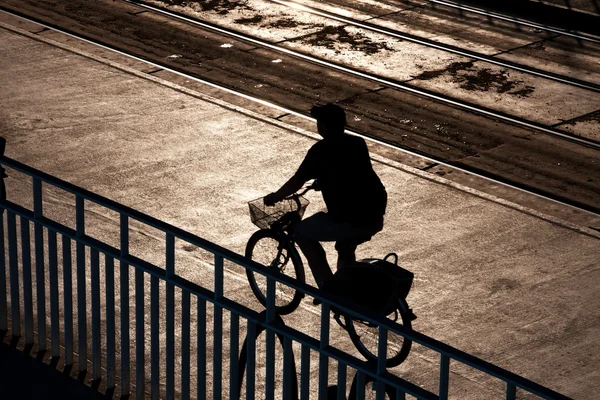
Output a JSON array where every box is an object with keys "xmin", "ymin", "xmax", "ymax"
[{"xmin": 310, "ymin": 104, "xmax": 346, "ymax": 130}]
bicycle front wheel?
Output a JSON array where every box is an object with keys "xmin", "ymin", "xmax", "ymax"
[
  {"xmin": 245, "ymin": 229, "xmax": 305, "ymax": 315},
  {"xmin": 345, "ymin": 298, "xmax": 413, "ymax": 368}
]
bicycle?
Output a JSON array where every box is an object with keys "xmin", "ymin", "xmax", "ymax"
[{"xmin": 245, "ymin": 185, "xmax": 417, "ymax": 367}]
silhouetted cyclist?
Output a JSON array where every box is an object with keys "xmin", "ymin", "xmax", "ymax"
[{"xmin": 264, "ymin": 104, "xmax": 387, "ymax": 292}]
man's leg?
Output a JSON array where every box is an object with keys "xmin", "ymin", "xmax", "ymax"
[
  {"xmin": 294, "ymin": 213, "xmax": 384, "ymax": 288},
  {"xmin": 335, "ymin": 241, "xmax": 359, "ymax": 269},
  {"xmin": 335, "ymin": 217, "xmax": 384, "ymax": 269},
  {"xmin": 293, "ymin": 212, "xmax": 335, "ymax": 288}
]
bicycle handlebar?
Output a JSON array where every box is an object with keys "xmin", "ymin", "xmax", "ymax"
[{"xmin": 283, "ymin": 181, "xmax": 319, "ymax": 201}]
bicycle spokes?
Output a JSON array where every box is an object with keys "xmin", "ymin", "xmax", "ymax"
[{"xmin": 269, "ymin": 246, "xmax": 290, "ymax": 271}]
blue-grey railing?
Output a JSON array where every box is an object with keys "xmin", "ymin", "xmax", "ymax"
[{"xmin": 0, "ymin": 155, "xmax": 570, "ymax": 400}]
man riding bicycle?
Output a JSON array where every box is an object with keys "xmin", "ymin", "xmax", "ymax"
[{"xmin": 264, "ymin": 104, "xmax": 387, "ymax": 292}]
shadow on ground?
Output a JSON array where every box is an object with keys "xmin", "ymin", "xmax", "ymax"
[{"xmin": 0, "ymin": 332, "xmax": 109, "ymax": 400}]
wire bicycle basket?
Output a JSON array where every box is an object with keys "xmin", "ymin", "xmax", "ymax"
[{"xmin": 248, "ymin": 195, "xmax": 310, "ymax": 230}]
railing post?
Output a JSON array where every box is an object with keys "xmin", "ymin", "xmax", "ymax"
[
  {"xmin": 151, "ymin": 275, "xmax": 160, "ymax": 399},
  {"xmin": 197, "ymin": 298, "xmax": 207, "ymax": 400},
  {"xmin": 20, "ymin": 216, "xmax": 34, "ymax": 345},
  {"xmin": 337, "ymin": 361, "xmax": 347, "ymax": 400},
  {"xmin": 229, "ymin": 312, "xmax": 240, "ymax": 400},
  {"xmin": 266, "ymin": 275, "xmax": 276, "ymax": 324},
  {"xmin": 265, "ymin": 328, "xmax": 275, "ymax": 400},
  {"xmin": 105, "ymin": 255, "xmax": 116, "ymax": 391},
  {"xmin": 300, "ymin": 344, "xmax": 310, "ymax": 400},
  {"xmin": 376, "ymin": 327, "xmax": 389, "ymax": 400},
  {"xmin": 439, "ymin": 354, "xmax": 450, "ymax": 400},
  {"xmin": 7, "ymin": 212, "xmax": 21, "ymax": 338},
  {"xmin": 283, "ymin": 337, "xmax": 295, "ymax": 400},
  {"xmin": 62, "ymin": 236, "xmax": 74, "ymax": 367},
  {"xmin": 91, "ymin": 248, "xmax": 101, "ymax": 381},
  {"xmin": 33, "ymin": 178, "xmax": 46, "ymax": 351},
  {"xmin": 213, "ymin": 254, "xmax": 224, "ymax": 399},
  {"xmin": 246, "ymin": 320, "xmax": 257, "ymax": 400},
  {"xmin": 0, "ymin": 142, "xmax": 5, "ymax": 331},
  {"xmin": 181, "ymin": 291, "xmax": 191, "ymax": 400},
  {"xmin": 355, "ymin": 371, "xmax": 366, "ymax": 400},
  {"xmin": 319, "ymin": 302, "xmax": 331, "ymax": 398},
  {"xmin": 135, "ymin": 267, "xmax": 145, "ymax": 400},
  {"xmin": 76, "ymin": 195, "xmax": 86, "ymax": 372},
  {"xmin": 0, "ymin": 208, "xmax": 6, "ymax": 331},
  {"xmin": 165, "ymin": 233, "xmax": 175, "ymax": 400},
  {"xmin": 48, "ymin": 230, "xmax": 60, "ymax": 358},
  {"xmin": 506, "ymin": 382, "xmax": 517, "ymax": 400},
  {"xmin": 120, "ymin": 214, "xmax": 131, "ymax": 396}
]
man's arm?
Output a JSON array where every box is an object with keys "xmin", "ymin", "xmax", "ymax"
[{"xmin": 264, "ymin": 174, "xmax": 305, "ymax": 206}]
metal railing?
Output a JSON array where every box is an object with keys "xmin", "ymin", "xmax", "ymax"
[{"xmin": 0, "ymin": 155, "xmax": 571, "ymax": 399}]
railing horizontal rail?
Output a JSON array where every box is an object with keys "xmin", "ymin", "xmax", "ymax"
[{"xmin": 0, "ymin": 155, "xmax": 571, "ymax": 400}]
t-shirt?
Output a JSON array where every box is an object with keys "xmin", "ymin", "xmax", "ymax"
[{"xmin": 294, "ymin": 134, "xmax": 387, "ymax": 226}]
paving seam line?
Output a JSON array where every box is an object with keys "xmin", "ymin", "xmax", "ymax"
[{"xmin": 1, "ymin": 21, "xmax": 598, "ymax": 240}]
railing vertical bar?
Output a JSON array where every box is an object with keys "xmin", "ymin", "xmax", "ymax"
[
  {"xmin": 62, "ymin": 236, "xmax": 73, "ymax": 366},
  {"xmin": 266, "ymin": 276, "xmax": 275, "ymax": 324},
  {"xmin": 246, "ymin": 320, "xmax": 257, "ymax": 400},
  {"xmin": 213, "ymin": 254, "xmax": 223, "ymax": 398},
  {"xmin": 32, "ymin": 177, "xmax": 42, "ymax": 218},
  {"xmin": 135, "ymin": 268, "xmax": 146, "ymax": 400},
  {"xmin": 229, "ymin": 312, "xmax": 240, "ymax": 400},
  {"xmin": 48, "ymin": 229, "xmax": 60, "ymax": 357},
  {"xmin": 32, "ymin": 177, "xmax": 46, "ymax": 350},
  {"xmin": 0, "ymin": 210, "xmax": 6, "ymax": 331},
  {"xmin": 19, "ymin": 216, "xmax": 33, "ymax": 345},
  {"xmin": 506, "ymin": 382, "xmax": 517, "ymax": 400},
  {"xmin": 395, "ymin": 388, "xmax": 406, "ymax": 400},
  {"xmin": 91, "ymin": 248, "xmax": 101, "ymax": 381},
  {"xmin": 265, "ymin": 276, "xmax": 276, "ymax": 399},
  {"xmin": 439, "ymin": 354, "xmax": 450, "ymax": 400},
  {"xmin": 337, "ymin": 361, "xmax": 346, "ymax": 400},
  {"xmin": 283, "ymin": 337, "xmax": 293, "ymax": 400},
  {"xmin": 319, "ymin": 302, "xmax": 331, "ymax": 399},
  {"xmin": 197, "ymin": 297, "xmax": 207, "ymax": 400},
  {"xmin": 213, "ymin": 303, "xmax": 223, "ymax": 398},
  {"xmin": 105, "ymin": 255, "xmax": 116, "ymax": 391},
  {"xmin": 120, "ymin": 213, "xmax": 131, "ymax": 396},
  {"xmin": 76, "ymin": 240, "xmax": 86, "ymax": 372},
  {"xmin": 214, "ymin": 254, "xmax": 223, "ymax": 299},
  {"xmin": 300, "ymin": 344, "xmax": 310, "ymax": 400},
  {"xmin": 166, "ymin": 233, "xmax": 175, "ymax": 400},
  {"xmin": 265, "ymin": 328, "xmax": 276, "ymax": 400},
  {"xmin": 355, "ymin": 372, "xmax": 366, "ymax": 400},
  {"xmin": 7, "ymin": 212, "xmax": 21, "ymax": 338},
  {"xmin": 181, "ymin": 291, "xmax": 191, "ymax": 400},
  {"xmin": 76, "ymin": 195, "xmax": 86, "ymax": 372},
  {"xmin": 376, "ymin": 328, "xmax": 388, "ymax": 400},
  {"xmin": 151, "ymin": 276, "xmax": 160, "ymax": 399}
]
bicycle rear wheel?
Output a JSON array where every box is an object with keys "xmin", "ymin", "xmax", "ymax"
[
  {"xmin": 345, "ymin": 298, "xmax": 413, "ymax": 368},
  {"xmin": 245, "ymin": 229, "xmax": 305, "ymax": 315}
]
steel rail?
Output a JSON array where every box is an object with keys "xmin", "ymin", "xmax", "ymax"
[
  {"xmin": 1, "ymin": 7, "xmax": 598, "ymax": 216},
  {"xmin": 268, "ymin": 0, "xmax": 600, "ymax": 93},
  {"xmin": 124, "ymin": 0, "xmax": 600, "ymax": 151},
  {"xmin": 423, "ymin": 0, "xmax": 600, "ymax": 44}
]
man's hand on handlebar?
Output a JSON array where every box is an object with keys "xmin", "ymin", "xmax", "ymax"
[{"xmin": 264, "ymin": 192, "xmax": 280, "ymax": 207}]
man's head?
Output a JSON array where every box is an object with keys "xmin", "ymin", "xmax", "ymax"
[{"xmin": 310, "ymin": 104, "xmax": 346, "ymax": 138}]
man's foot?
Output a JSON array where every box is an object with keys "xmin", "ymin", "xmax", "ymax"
[{"xmin": 313, "ymin": 298, "xmax": 322, "ymax": 306}]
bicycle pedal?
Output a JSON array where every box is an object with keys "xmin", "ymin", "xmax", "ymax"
[{"xmin": 406, "ymin": 308, "xmax": 417, "ymax": 321}]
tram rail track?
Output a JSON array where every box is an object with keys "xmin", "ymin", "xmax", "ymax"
[
  {"xmin": 0, "ymin": 2, "xmax": 598, "ymax": 217},
  {"xmin": 128, "ymin": 0, "xmax": 600, "ymax": 150},
  {"xmin": 263, "ymin": 0, "xmax": 600, "ymax": 92},
  {"xmin": 409, "ymin": 0, "xmax": 600, "ymax": 42}
]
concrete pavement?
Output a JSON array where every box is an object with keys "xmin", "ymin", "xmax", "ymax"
[{"xmin": 0, "ymin": 19, "xmax": 599, "ymax": 399}]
